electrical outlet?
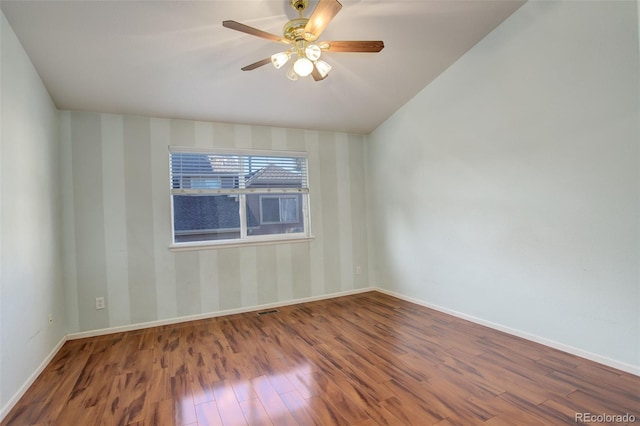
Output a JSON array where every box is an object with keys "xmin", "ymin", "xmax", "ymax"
[
  {"xmin": 355, "ymin": 266, "xmax": 362, "ymax": 275},
  {"xmin": 96, "ymin": 297, "xmax": 105, "ymax": 310},
  {"xmin": 48, "ymin": 314, "xmax": 53, "ymax": 328}
]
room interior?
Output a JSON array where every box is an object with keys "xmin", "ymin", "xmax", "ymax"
[{"xmin": 1, "ymin": 0, "xmax": 639, "ymax": 423}]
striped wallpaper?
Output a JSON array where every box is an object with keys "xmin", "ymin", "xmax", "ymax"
[{"xmin": 60, "ymin": 111, "xmax": 369, "ymax": 333}]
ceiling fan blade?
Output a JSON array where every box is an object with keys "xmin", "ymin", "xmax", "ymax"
[
  {"xmin": 223, "ymin": 20, "xmax": 290, "ymax": 45},
  {"xmin": 304, "ymin": 0, "xmax": 343, "ymax": 42},
  {"xmin": 320, "ymin": 40, "xmax": 385, "ymax": 53},
  {"xmin": 241, "ymin": 58, "xmax": 272, "ymax": 71}
]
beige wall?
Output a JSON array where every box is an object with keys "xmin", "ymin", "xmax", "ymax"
[
  {"xmin": 60, "ymin": 112, "xmax": 369, "ymax": 332},
  {"xmin": 367, "ymin": 0, "xmax": 639, "ymax": 369},
  {"xmin": 1, "ymin": 11, "xmax": 65, "ymax": 415}
]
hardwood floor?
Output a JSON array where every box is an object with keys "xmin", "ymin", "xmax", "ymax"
[{"xmin": 3, "ymin": 291, "xmax": 639, "ymax": 425}]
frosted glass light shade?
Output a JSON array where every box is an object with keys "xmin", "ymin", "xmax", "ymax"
[
  {"xmin": 286, "ymin": 64, "xmax": 299, "ymax": 80},
  {"xmin": 314, "ymin": 60, "xmax": 331, "ymax": 78},
  {"xmin": 271, "ymin": 51, "xmax": 290, "ymax": 69},
  {"xmin": 305, "ymin": 44, "xmax": 322, "ymax": 61},
  {"xmin": 293, "ymin": 57, "xmax": 313, "ymax": 77}
]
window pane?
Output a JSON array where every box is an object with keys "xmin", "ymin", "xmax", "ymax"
[
  {"xmin": 171, "ymin": 153, "xmax": 240, "ymax": 190},
  {"xmin": 247, "ymin": 194, "xmax": 304, "ymax": 236},
  {"xmin": 190, "ymin": 177, "xmax": 221, "ymax": 189},
  {"xmin": 173, "ymin": 194, "xmax": 240, "ymax": 243},
  {"xmin": 280, "ymin": 197, "xmax": 299, "ymax": 223},
  {"xmin": 261, "ymin": 197, "xmax": 281, "ymax": 223},
  {"xmin": 244, "ymin": 158, "xmax": 306, "ymax": 189}
]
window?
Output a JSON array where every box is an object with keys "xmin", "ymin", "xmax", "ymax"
[
  {"xmin": 169, "ymin": 148, "xmax": 310, "ymax": 247},
  {"xmin": 259, "ymin": 195, "xmax": 299, "ymax": 224}
]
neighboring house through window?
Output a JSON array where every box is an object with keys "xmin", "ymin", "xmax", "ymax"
[
  {"xmin": 169, "ymin": 148, "xmax": 310, "ymax": 247},
  {"xmin": 260, "ymin": 195, "xmax": 299, "ymax": 224}
]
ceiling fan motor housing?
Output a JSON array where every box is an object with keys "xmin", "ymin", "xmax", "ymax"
[{"xmin": 283, "ymin": 18, "xmax": 309, "ymax": 41}]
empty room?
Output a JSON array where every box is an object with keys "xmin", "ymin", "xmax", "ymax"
[{"xmin": 1, "ymin": 0, "xmax": 638, "ymax": 425}]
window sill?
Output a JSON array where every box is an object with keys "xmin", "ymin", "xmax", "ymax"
[{"xmin": 169, "ymin": 235, "xmax": 315, "ymax": 252}]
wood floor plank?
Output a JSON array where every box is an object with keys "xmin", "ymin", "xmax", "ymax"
[
  {"xmin": 303, "ymin": 395, "xmax": 351, "ymax": 426},
  {"xmin": 19, "ymin": 348, "xmax": 93, "ymax": 425},
  {"xmin": 170, "ymin": 372, "xmax": 198, "ymax": 425},
  {"xmin": 212, "ymin": 379, "xmax": 247, "ymax": 425},
  {"xmin": 238, "ymin": 398, "xmax": 271, "ymax": 426},
  {"xmin": 190, "ymin": 368, "xmax": 217, "ymax": 406},
  {"xmin": 3, "ymin": 291, "xmax": 639, "ymax": 425},
  {"xmin": 305, "ymin": 371, "xmax": 371, "ymax": 424},
  {"xmin": 380, "ymin": 395, "xmax": 444, "ymax": 425},
  {"xmin": 247, "ymin": 375, "xmax": 298, "ymax": 425},
  {"xmin": 52, "ymin": 398, "xmax": 105, "ymax": 426},
  {"xmin": 283, "ymin": 368, "xmax": 319, "ymax": 399},
  {"xmin": 279, "ymin": 390, "xmax": 322, "ymax": 425},
  {"xmin": 195, "ymin": 400, "xmax": 224, "ymax": 426},
  {"xmin": 148, "ymin": 399, "xmax": 174, "ymax": 426},
  {"xmin": 104, "ymin": 371, "xmax": 150, "ymax": 425}
]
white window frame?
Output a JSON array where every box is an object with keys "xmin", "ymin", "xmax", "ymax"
[{"xmin": 169, "ymin": 147, "xmax": 312, "ymax": 250}]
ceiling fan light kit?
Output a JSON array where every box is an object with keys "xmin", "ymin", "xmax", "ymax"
[
  {"xmin": 271, "ymin": 51, "xmax": 291, "ymax": 69},
  {"xmin": 286, "ymin": 65, "xmax": 299, "ymax": 81},
  {"xmin": 305, "ymin": 44, "xmax": 322, "ymax": 61},
  {"xmin": 293, "ymin": 57, "xmax": 314, "ymax": 77},
  {"xmin": 314, "ymin": 60, "xmax": 332, "ymax": 78},
  {"xmin": 223, "ymin": 0, "xmax": 384, "ymax": 82}
]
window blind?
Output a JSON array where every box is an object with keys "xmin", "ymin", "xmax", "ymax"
[{"xmin": 170, "ymin": 150, "xmax": 309, "ymax": 195}]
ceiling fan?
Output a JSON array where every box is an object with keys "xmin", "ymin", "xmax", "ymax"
[{"xmin": 222, "ymin": 0, "xmax": 384, "ymax": 81}]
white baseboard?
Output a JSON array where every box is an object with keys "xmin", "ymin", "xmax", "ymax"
[
  {"xmin": 1, "ymin": 335, "xmax": 68, "ymax": 422},
  {"xmin": 373, "ymin": 287, "xmax": 640, "ymax": 377},
  {"xmin": 67, "ymin": 287, "xmax": 373, "ymax": 340}
]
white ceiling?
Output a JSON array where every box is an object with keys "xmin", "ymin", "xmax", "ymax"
[{"xmin": 1, "ymin": 0, "xmax": 525, "ymax": 134}]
